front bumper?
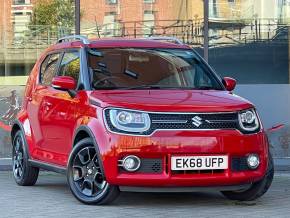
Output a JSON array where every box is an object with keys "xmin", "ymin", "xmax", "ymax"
[{"xmin": 92, "ymin": 122, "xmax": 269, "ymax": 187}]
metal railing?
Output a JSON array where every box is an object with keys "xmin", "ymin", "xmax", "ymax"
[{"xmin": 0, "ymin": 18, "xmax": 289, "ymax": 64}]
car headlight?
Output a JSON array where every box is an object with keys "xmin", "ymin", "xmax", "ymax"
[
  {"xmin": 238, "ymin": 108, "xmax": 260, "ymax": 133},
  {"xmin": 106, "ymin": 108, "xmax": 151, "ymax": 133}
]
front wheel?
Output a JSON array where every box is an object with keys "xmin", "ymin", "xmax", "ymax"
[
  {"xmin": 221, "ymin": 154, "xmax": 274, "ymax": 201},
  {"xmin": 67, "ymin": 138, "xmax": 119, "ymax": 205}
]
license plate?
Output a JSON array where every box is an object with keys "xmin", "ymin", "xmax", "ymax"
[{"xmin": 171, "ymin": 155, "xmax": 228, "ymax": 170}]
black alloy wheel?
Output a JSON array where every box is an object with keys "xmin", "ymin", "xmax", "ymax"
[
  {"xmin": 72, "ymin": 146, "xmax": 108, "ymax": 197},
  {"xmin": 13, "ymin": 135, "xmax": 24, "ymax": 180},
  {"xmin": 12, "ymin": 131, "xmax": 39, "ymax": 186},
  {"xmin": 67, "ymin": 138, "xmax": 119, "ymax": 205}
]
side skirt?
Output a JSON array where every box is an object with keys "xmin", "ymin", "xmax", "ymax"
[{"xmin": 29, "ymin": 160, "xmax": 67, "ymax": 175}]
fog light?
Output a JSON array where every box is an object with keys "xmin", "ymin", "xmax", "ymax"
[
  {"xmin": 122, "ymin": 155, "xmax": 141, "ymax": 172},
  {"xmin": 247, "ymin": 154, "xmax": 260, "ymax": 169}
]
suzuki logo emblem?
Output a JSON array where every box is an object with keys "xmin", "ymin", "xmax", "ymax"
[{"xmin": 192, "ymin": 116, "xmax": 203, "ymax": 127}]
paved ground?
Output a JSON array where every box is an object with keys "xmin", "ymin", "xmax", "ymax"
[{"xmin": 0, "ymin": 171, "xmax": 289, "ymax": 218}]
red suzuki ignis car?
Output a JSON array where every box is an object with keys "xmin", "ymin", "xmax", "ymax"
[{"xmin": 11, "ymin": 36, "xmax": 273, "ymax": 205}]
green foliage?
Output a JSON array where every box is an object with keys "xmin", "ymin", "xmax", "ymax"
[{"xmin": 30, "ymin": 0, "xmax": 75, "ymax": 28}]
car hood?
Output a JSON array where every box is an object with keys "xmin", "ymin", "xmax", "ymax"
[{"xmin": 89, "ymin": 90, "xmax": 253, "ymax": 112}]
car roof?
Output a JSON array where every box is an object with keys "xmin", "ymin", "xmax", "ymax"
[{"xmin": 46, "ymin": 38, "xmax": 191, "ymax": 53}]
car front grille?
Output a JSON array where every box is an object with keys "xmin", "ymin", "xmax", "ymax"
[
  {"xmin": 104, "ymin": 109, "xmax": 240, "ymax": 135},
  {"xmin": 149, "ymin": 112, "xmax": 238, "ymax": 132}
]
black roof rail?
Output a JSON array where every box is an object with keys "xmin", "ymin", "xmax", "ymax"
[
  {"xmin": 142, "ymin": 36, "xmax": 184, "ymax": 45},
  {"xmin": 57, "ymin": 35, "xmax": 90, "ymax": 45}
]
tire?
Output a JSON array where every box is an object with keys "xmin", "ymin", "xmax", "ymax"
[
  {"xmin": 12, "ymin": 130, "xmax": 39, "ymax": 186},
  {"xmin": 67, "ymin": 138, "xmax": 120, "ymax": 205},
  {"xmin": 221, "ymin": 154, "xmax": 274, "ymax": 201}
]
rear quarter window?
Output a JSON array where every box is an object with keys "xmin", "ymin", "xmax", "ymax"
[{"xmin": 40, "ymin": 53, "xmax": 60, "ymax": 86}]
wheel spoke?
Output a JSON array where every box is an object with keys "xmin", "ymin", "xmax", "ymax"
[
  {"xmin": 18, "ymin": 167, "xmax": 23, "ymax": 177},
  {"xmin": 15, "ymin": 168, "xmax": 20, "ymax": 177},
  {"xmin": 19, "ymin": 160, "xmax": 23, "ymax": 168},
  {"xmin": 93, "ymin": 171, "xmax": 106, "ymax": 189},
  {"xmin": 94, "ymin": 180, "xmax": 106, "ymax": 190},
  {"xmin": 15, "ymin": 138, "xmax": 20, "ymax": 153},
  {"xmin": 18, "ymin": 152, "xmax": 23, "ymax": 161},
  {"xmin": 12, "ymin": 135, "xmax": 26, "ymax": 180},
  {"xmin": 82, "ymin": 180, "xmax": 94, "ymax": 196},
  {"xmin": 92, "ymin": 153, "xmax": 98, "ymax": 163},
  {"xmin": 72, "ymin": 166, "xmax": 84, "ymax": 182},
  {"xmin": 77, "ymin": 147, "xmax": 91, "ymax": 166},
  {"xmin": 13, "ymin": 160, "xmax": 18, "ymax": 171}
]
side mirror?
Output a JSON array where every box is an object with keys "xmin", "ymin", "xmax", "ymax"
[
  {"xmin": 52, "ymin": 76, "xmax": 77, "ymax": 98},
  {"xmin": 52, "ymin": 76, "xmax": 76, "ymax": 90},
  {"xmin": 222, "ymin": 77, "xmax": 236, "ymax": 91}
]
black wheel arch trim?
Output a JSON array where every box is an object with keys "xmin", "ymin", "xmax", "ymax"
[
  {"xmin": 11, "ymin": 119, "xmax": 31, "ymax": 159},
  {"xmin": 71, "ymin": 125, "xmax": 107, "ymax": 179}
]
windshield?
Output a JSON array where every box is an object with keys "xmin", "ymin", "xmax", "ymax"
[{"xmin": 88, "ymin": 48, "xmax": 223, "ymax": 90}]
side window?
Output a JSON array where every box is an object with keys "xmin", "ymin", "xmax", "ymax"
[
  {"xmin": 40, "ymin": 53, "xmax": 60, "ymax": 86},
  {"xmin": 58, "ymin": 51, "xmax": 80, "ymax": 82}
]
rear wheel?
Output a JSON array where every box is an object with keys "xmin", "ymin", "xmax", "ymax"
[
  {"xmin": 12, "ymin": 131, "xmax": 39, "ymax": 186},
  {"xmin": 67, "ymin": 138, "xmax": 119, "ymax": 205},
  {"xmin": 221, "ymin": 154, "xmax": 274, "ymax": 201}
]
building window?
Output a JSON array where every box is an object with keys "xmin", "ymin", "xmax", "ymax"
[
  {"xmin": 143, "ymin": 10, "xmax": 155, "ymax": 36},
  {"xmin": 102, "ymin": 12, "xmax": 118, "ymax": 36},
  {"xmin": 209, "ymin": 0, "xmax": 218, "ymax": 18},
  {"xmin": 144, "ymin": 0, "xmax": 155, "ymax": 3},
  {"xmin": 13, "ymin": 0, "xmax": 30, "ymax": 5},
  {"xmin": 228, "ymin": 0, "xmax": 235, "ymax": 7},
  {"xmin": 106, "ymin": 0, "xmax": 118, "ymax": 4}
]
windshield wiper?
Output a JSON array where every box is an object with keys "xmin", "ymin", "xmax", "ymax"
[
  {"xmin": 93, "ymin": 87, "xmax": 123, "ymax": 90},
  {"xmin": 123, "ymin": 85, "xmax": 181, "ymax": 90},
  {"xmin": 194, "ymin": 86, "xmax": 221, "ymax": 90}
]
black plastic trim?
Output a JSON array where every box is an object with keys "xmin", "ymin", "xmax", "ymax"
[
  {"xmin": 11, "ymin": 120, "xmax": 31, "ymax": 159},
  {"xmin": 29, "ymin": 160, "xmax": 66, "ymax": 174},
  {"xmin": 119, "ymin": 184, "xmax": 252, "ymax": 192}
]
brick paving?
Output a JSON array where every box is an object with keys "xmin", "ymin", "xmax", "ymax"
[{"xmin": 0, "ymin": 171, "xmax": 289, "ymax": 218}]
